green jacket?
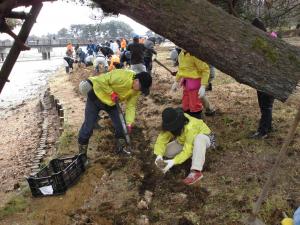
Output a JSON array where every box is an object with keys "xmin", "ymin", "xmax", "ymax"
[
  {"xmin": 176, "ymin": 51, "xmax": 210, "ymax": 86},
  {"xmin": 154, "ymin": 114, "xmax": 211, "ymax": 164},
  {"xmin": 89, "ymin": 69, "xmax": 140, "ymax": 125}
]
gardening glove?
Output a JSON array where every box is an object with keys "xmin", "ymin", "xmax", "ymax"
[
  {"xmin": 171, "ymin": 81, "xmax": 179, "ymax": 92},
  {"xmin": 111, "ymin": 92, "xmax": 119, "ymax": 102},
  {"xmin": 126, "ymin": 124, "xmax": 132, "ymax": 134},
  {"xmin": 154, "ymin": 155, "xmax": 163, "ymax": 167},
  {"xmin": 171, "ymin": 71, "xmax": 177, "ymax": 76},
  {"xmin": 162, "ymin": 159, "xmax": 175, "ymax": 174},
  {"xmin": 198, "ymin": 86, "xmax": 206, "ymax": 98}
]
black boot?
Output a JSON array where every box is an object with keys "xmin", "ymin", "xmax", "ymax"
[
  {"xmin": 206, "ymin": 83, "xmax": 212, "ymax": 91},
  {"xmin": 78, "ymin": 144, "xmax": 89, "ymax": 166},
  {"xmin": 205, "ymin": 108, "xmax": 216, "ymax": 116}
]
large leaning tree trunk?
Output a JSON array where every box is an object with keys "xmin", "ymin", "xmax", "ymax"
[{"xmin": 93, "ymin": 0, "xmax": 300, "ymax": 102}]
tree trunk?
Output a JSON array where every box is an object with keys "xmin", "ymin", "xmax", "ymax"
[
  {"xmin": 0, "ymin": 4, "xmax": 43, "ymax": 94},
  {"xmin": 94, "ymin": 0, "xmax": 300, "ymax": 102}
]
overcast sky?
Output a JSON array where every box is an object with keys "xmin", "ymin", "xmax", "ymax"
[{"xmin": 0, "ymin": 1, "xmax": 149, "ymax": 39}]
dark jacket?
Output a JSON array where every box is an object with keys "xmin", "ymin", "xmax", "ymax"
[
  {"xmin": 78, "ymin": 50, "xmax": 86, "ymax": 63},
  {"xmin": 87, "ymin": 43, "xmax": 96, "ymax": 56},
  {"xmin": 144, "ymin": 39, "xmax": 157, "ymax": 58},
  {"xmin": 126, "ymin": 42, "xmax": 146, "ymax": 65},
  {"xmin": 120, "ymin": 50, "xmax": 131, "ymax": 66},
  {"xmin": 100, "ymin": 46, "xmax": 114, "ymax": 57}
]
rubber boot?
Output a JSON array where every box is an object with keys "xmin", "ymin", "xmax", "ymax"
[
  {"xmin": 205, "ymin": 108, "xmax": 216, "ymax": 116},
  {"xmin": 201, "ymin": 96, "xmax": 216, "ymax": 117},
  {"xmin": 78, "ymin": 144, "xmax": 89, "ymax": 166}
]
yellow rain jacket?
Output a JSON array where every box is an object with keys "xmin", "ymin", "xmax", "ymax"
[
  {"xmin": 154, "ymin": 113, "xmax": 211, "ymax": 165},
  {"xmin": 176, "ymin": 51, "xmax": 210, "ymax": 86},
  {"xmin": 89, "ymin": 69, "xmax": 140, "ymax": 125}
]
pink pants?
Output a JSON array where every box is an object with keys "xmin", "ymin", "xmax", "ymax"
[{"xmin": 182, "ymin": 89, "xmax": 203, "ymax": 112}]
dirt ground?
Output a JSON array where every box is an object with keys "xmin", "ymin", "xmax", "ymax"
[{"xmin": 0, "ymin": 38, "xmax": 299, "ymax": 225}]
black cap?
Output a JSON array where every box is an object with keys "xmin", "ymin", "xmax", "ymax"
[
  {"xmin": 135, "ymin": 72, "xmax": 152, "ymax": 96},
  {"xmin": 162, "ymin": 107, "xmax": 185, "ymax": 132}
]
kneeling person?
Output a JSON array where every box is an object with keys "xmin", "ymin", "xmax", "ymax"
[
  {"xmin": 154, "ymin": 107, "xmax": 215, "ymax": 185},
  {"xmin": 78, "ymin": 69, "xmax": 152, "ymax": 154}
]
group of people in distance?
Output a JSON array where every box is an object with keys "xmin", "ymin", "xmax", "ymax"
[{"xmin": 74, "ymin": 17, "xmax": 280, "ymax": 186}]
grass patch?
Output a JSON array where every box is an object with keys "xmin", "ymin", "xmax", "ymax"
[
  {"xmin": 0, "ymin": 195, "xmax": 28, "ymax": 219},
  {"xmin": 259, "ymin": 195, "xmax": 292, "ymax": 224},
  {"xmin": 59, "ymin": 130, "xmax": 76, "ymax": 147}
]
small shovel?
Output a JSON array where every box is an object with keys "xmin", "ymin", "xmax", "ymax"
[
  {"xmin": 153, "ymin": 58, "xmax": 174, "ymax": 75},
  {"xmin": 115, "ymin": 100, "xmax": 132, "ymax": 154},
  {"xmin": 244, "ymin": 103, "xmax": 300, "ymax": 225}
]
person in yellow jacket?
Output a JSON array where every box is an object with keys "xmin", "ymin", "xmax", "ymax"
[
  {"xmin": 171, "ymin": 50, "xmax": 214, "ymax": 118},
  {"xmin": 154, "ymin": 107, "xmax": 215, "ymax": 185},
  {"xmin": 78, "ymin": 69, "xmax": 152, "ymax": 154}
]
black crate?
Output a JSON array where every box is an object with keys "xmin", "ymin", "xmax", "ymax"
[{"xmin": 27, "ymin": 154, "xmax": 87, "ymax": 197}]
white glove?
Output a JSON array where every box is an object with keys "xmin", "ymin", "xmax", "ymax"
[
  {"xmin": 154, "ymin": 155, "xmax": 163, "ymax": 167},
  {"xmin": 198, "ymin": 86, "xmax": 206, "ymax": 98},
  {"xmin": 171, "ymin": 81, "xmax": 178, "ymax": 92},
  {"xmin": 162, "ymin": 160, "xmax": 175, "ymax": 173}
]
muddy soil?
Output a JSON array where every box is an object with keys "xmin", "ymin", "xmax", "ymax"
[{"xmin": 0, "ymin": 39, "xmax": 299, "ymax": 225}]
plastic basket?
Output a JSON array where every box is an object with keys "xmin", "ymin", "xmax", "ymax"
[{"xmin": 27, "ymin": 154, "xmax": 87, "ymax": 197}]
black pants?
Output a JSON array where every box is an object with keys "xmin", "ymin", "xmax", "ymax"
[
  {"xmin": 64, "ymin": 57, "xmax": 74, "ymax": 69},
  {"xmin": 78, "ymin": 91, "xmax": 124, "ymax": 145},
  {"xmin": 257, "ymin": 91, "xmax": 274, "ymax": 134},
  {"xmin": 144, "ymin": 57, "xmax": 152, "ymax": 73}
]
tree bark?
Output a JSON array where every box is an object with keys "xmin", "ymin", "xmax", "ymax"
[{"xmin": 94, "ymin": 0, "xmax": 300, "ymax": 101}]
